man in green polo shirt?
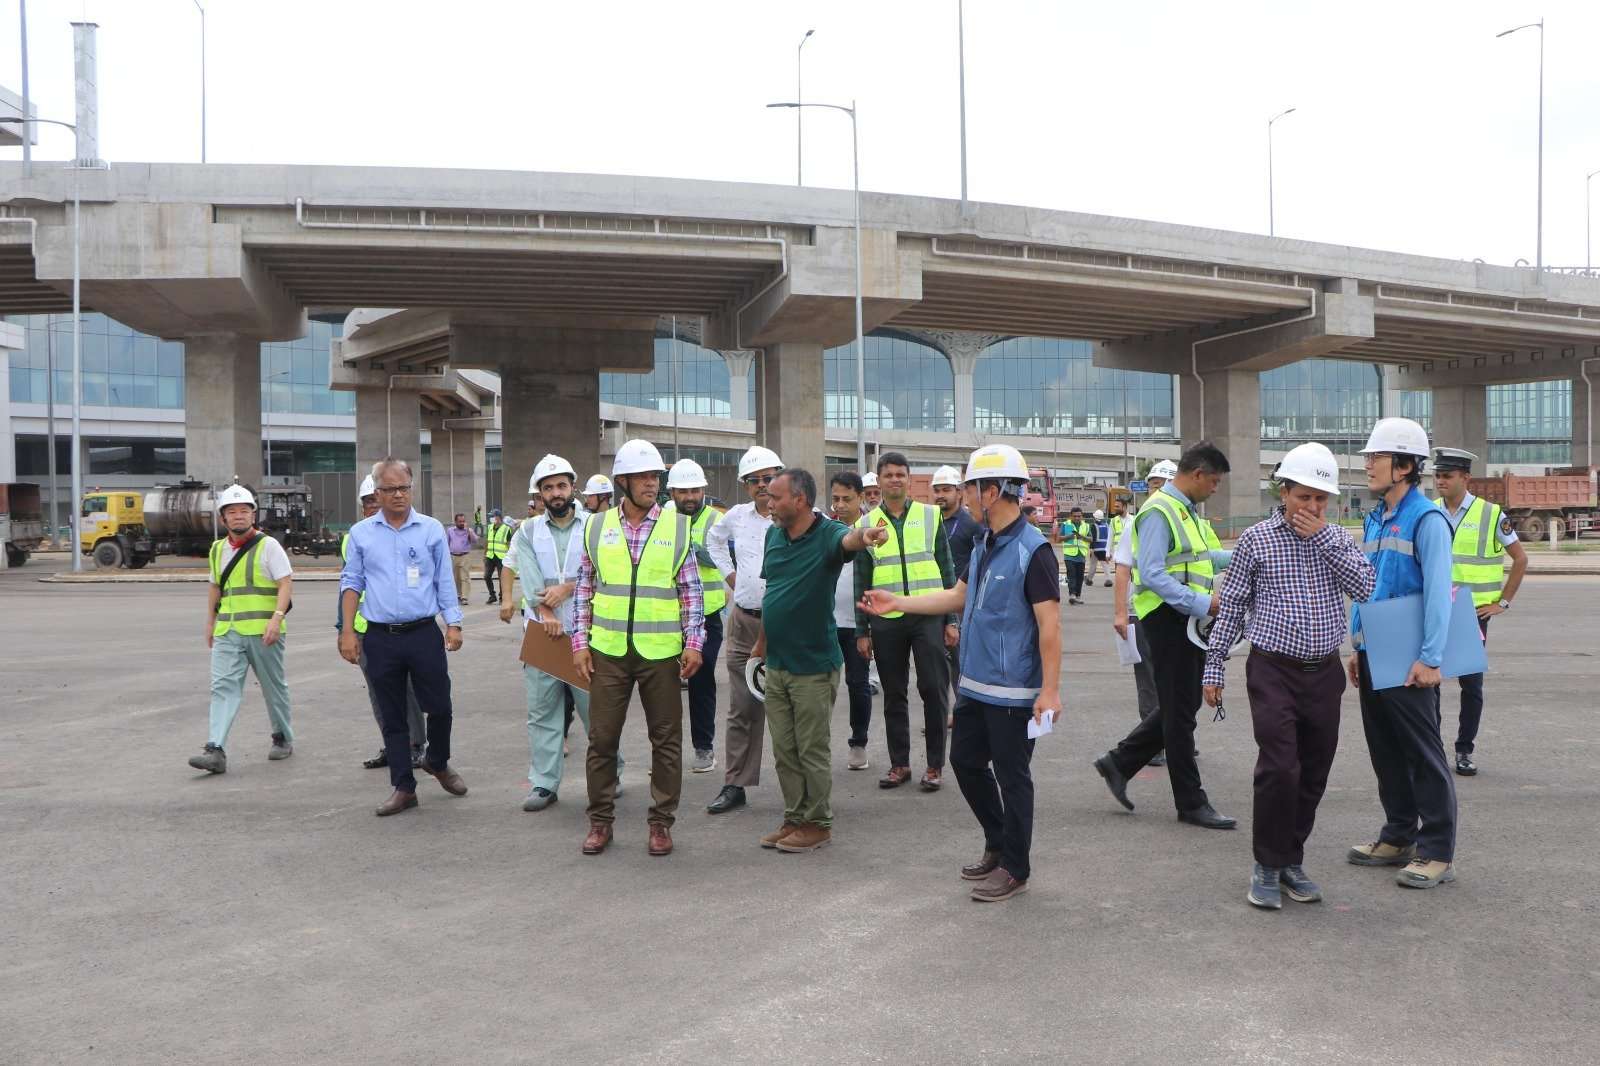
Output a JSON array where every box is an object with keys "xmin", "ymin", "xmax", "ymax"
[{"xmin": 753, "ymin": 468, "xmax": 887, "ymax": 853}]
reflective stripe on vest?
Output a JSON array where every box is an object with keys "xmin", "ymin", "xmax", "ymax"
[
  {"xmin": 1061, "ymin": 520, "xmax": 1089, "ymax": 559},
  {"xmin": 339, "ymin": 532, "xmax": 367, "ymax": 634},
  {"xmin": 1444, "ymin": 496, "xmax": 1506, "ymax": 605},
  {"xmin": 866, "ymin": 501, "xmax": 943, "ymax": 619},
  {"xmin": 211, "ymin": 536, "xmax": 282, "ymax": 637},
  {"xmin": 484, "ymin": 522, "xmax": 511, "ymax": 560},
  {"xmin": 586, "ymin": 507, "xmax": 690, "ymax": 660},
  {"xmin": 1130, "ymin": 492, "xmax": 1218, "ymax": 621}
]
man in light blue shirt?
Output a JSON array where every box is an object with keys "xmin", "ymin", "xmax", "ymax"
[
  {"xmin": 1131, "ymin": 485, "xmax": 1233, "ymax": 618},
  {"xmin": 338, "ymin": 458, "xmax": 468, "ymax": 817}
]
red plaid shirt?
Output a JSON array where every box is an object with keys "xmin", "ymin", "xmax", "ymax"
[{"xmin": 570, "ymin": 504, "xmax": 705, "ymax": 654}]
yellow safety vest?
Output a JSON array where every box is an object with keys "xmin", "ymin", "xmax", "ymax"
[
  {"xmin": 664, "ymin": 502, "xmax": 727, "ymax": 616},
  {"xmin": 339, "ymin": 532, "xmax": 368, "ymax": 635},
  {"xmin": 1441, "ymin": 495, "xmax": 1506, "ymax": 607},
  {"xmin": 210, "ymin": 535, "xmax": 283, "ymax": 638},
  {"xmin": 586, "ymin": 507, "xmax": 691, "ymax": 660},
  {"xmin": 1110, "ymin": 513, "xmax": 1126, "ymax": 547},
  {"xmin": 1061, "ymin": 520, "xmax": 1089, "ymax": 560},
  {"xmin": 1130, "ymin": 492, "xmax": 1220, "ymax": 621},
  {"xmin": 484, "ymin": 522, "xmax": 511, "ymax": 560},
  {"xmin": 864, "ymin": 500, "xmax": 944, "ymax": 619}
]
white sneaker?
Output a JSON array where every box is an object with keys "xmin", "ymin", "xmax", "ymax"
[
  {"xmin": 691, "ymin": 749, "xmax": 715, "ymax": 773},
  {"xmin": 847, "ymin": 745, "xmax": 869, "ymax": 771}
]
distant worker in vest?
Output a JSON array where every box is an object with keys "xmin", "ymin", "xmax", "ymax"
[
  {"xmin": 472, "ymin": 505, "xmax": 483, "ymax": 538},
  {"xmin": 1093, "ymin": 442, "xmax": 1236, "ymax": 829},
  {"xmin": 1432, "ymin": 447, "xmax": 1526, "ymax": 777},
  {"xmin": 1088, "ymin": 508, "xmax": 1110, "ymax": 588},
  {"xmin": 570, "ymin": 439, "xmax": 705, "ymax": 857},
  {"xmin": 527, "ymin": 496, "xmax": 545, "ymax": 520},
  {"xmin": 342, "ymin": 475, "xmax": 425, "ymax": 771},
  {"xmin": 446, "ymin": 512, "xmax": 480, "ymax": 608},
  {"xmin": 855, "ymin": 451, "xmax": 958, "ymax": 791},
  {"xmin": 188, "ymin": 484, "xmax": 295, "ymax": 775},
  {"xmin": 1105, "ymin": 497, "xmax": 1129, "ymax": 587},
  {"xmin": 704, "ymin": 445, "xmax": 782, "ymax": 814},
  {"xmin": 338, "ymin": 458, "xmax": 467, "ymax": 817},
  {"xmin": 861, "ymin": 471, "xmax": 882, "ymax": 511},
  {"xmin": 664, "ymin": 458, "xmax": 728, "ymax": 775},
  {"xmin": 933, "ymin": 464, "xmax": 981, "ymax": 702},
  {"xmin": 1060, "ymin": 506, "xmax": 1090, "ymax": 604},
  {"xmin": 582, "ymin": 474, "xmax": 614, "ymax": 515},
  {"xmin": 1200, "ymin": 443, "xmax": 1376, "ymax": 910},
  {"xmin": 751, "ymin": 469, "xmax": 889, "ymax": 853},
  {"xmin": 1345, "ymin": 418, "xmax": 1459, "ymax": 889},
  {"xmin": 864, "ymin": 445, "xmax": 1062, "ymax": 902},
  {"xmin": 830, "ymin": 472, "xmax": 875, "ymax": 770},
  {"xmin": 1111, "ymin": 462, "xmax": 1175, "ymax": 763},
  {"xmin": 482, "ymin": 509, "xmax": 511, "ymax": 605}
]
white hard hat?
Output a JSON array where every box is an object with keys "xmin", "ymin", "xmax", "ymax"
[
  {"xmin": 667, "ymin": 458, "xmax": 709, "ymax": 490},
  {"xmin": 1360, "ymin": 417, "xmax": 1430, "ymax": 459},
  {"xmin": 1276, "ymin": 442, "xmax": 1342, "ymax": 495},
  {"xmin": 613, "ymin": 439, "xmax": 667, "ymax": 478},
  {"xmin": 1093, "ymin": 509, "xmax": 1106, "ymax": 521},
  {"xmin": 931, "ymin": 465, "xmax": 963, "ymax": 488},
  {"xmin": 217, "ymin": 484, "xmax": 256, "ymax": 512},
  {"xmin": 737, "ymin": 446, "xmax": 784, "ymax": 480},
  {"xmin": 964, "ymin": 444, "xmax": 1030, "ymax": 484},
  {"xmin": 530, "ymin": 453, "xmax": 578, "ymax": 493},
  {"xmin": 583, "ymin": 474, "xmax": 614, "ymax": 497},
  {"xmin": 1148, "ymin": 459, "xmax": 1179, "ymax": 481},
  {"xmin": 358, "ymin": 475, "xmax": 377, "ymax": 501},
  {"xmin": 861, "ymin": 472, "xmax": 878, "ymax": 488}
]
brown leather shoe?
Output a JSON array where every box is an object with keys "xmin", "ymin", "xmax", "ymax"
[
  {"xmin": 879, "ymin": 766, "xmax": 912, "ymax": 789},
  {"xmin": 648, "ymin": 824, "xmax": 673, "ymax": 856},
  {"xmin": 775, "ymin": 824, "xmax": 831, "ymax": 852},
  {"xmin": 760, "ymin": 822, "xmax": 800, "ymax": 849},
  {"xmin": 420, "ymin": 760, "xmax": 468, "ymax": 797},
  {"xmin": 375, "ymin": 790, "xmax": 417, "ymax": 817},
  {"xmin": 920, "ymin": 768, "xmax": 943, "ymax": 791},
  {"xmin": 581, "ymin": 823, "xmax": 613, "ymax": 855},
  {"xmin": 960, "ymin": 849, "xmax": 1002, "ymax": 880},
  {"xmin": 970, "ymin": 868, "xmax": 1028, "ymax": 902}
]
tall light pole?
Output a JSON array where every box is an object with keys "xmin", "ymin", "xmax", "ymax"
[
  {"xmin": 1587, "ymin": 168, "xmax": 1599, "ymax": 273},
  {"xmin": 957, "ymin": 0, "xmax": 968, "ymax": 208},
  {"xmin": 193, "ymin": 0, "xmax": 207, "ymax": 162},
  {"xmin": 796, "ymin": 29, "xmax": 814, "ymax": 185},
  {"xmin": 1497, "ymin": 19, "xmax": 1544, "ymax": 270},
  {"xmin": 768, "ymin": 99, "xmax": 865, "ymax": 472},
  {"xmin": 18, "ymin": 0, "xmax": 30, "ymax": 177},
  {"xmin": 1267, "ymin": 107, "xmax": 1296, "ymax": 236}
]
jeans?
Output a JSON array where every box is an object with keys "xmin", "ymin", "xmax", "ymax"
[
  {"xmin": 1109, "ymin": 604, "xmax": 1209, "ymax": 812},
  {"xmin": 837, "ymin": 626, "xmax": 873, "ymax": 748},
  {"xmin": 1063, "ymin": 558, "xmax": 1085, "ymax": 598},
  {"xmin": 208, "ymin": 630, "xmax": 293, "ymax": 749},
  {"xmin": 1358, "ymin": 652, "xmax": 1457, "ymax": 862},
  {"xmin": 1453, "ymin": 616, "xmax": 1490, "ymax": 754},
  {"xmin": 868, "ymin": 613, "xmax": 951, "ymax": 770},
  {"xmin": 687, "ymin": 608, "xmax": 723, "ymax": 753},
  {"xmin": 950, "ymin": 699, "xmax": 1036, "ymax": 881},
  {"xmin": 363, "ymin": 621, "xmax": 455, "ymax": 793},
  {"xmin": 482, "ymin": 557, "xmax": 503, "ymax": 600},
  {"xmin": 765, "ymin": 667, "xmax": 840, "ymax": 828}
]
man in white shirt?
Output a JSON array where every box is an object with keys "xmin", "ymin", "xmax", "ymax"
[
  {"xmin": 704, "ymin": 445, "xmax": 782, "ymax": 814},
  {"xmin": 830, "ymin": 472, "xmax": 874, "ymax": 770},
  {"xmin": 1110, "ymin": 462, "xmax": 1173, "ymax": 764}
]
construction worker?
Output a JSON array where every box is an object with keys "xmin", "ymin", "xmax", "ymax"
[
  {"xmin": 582, "ymin": 474, "xmax": 614, "ymax": 515},
  {"xmin": 863, "ymin": 444, "xmax": 1062, "ymax": 902},
  {"xmin": 830, "ymin": 472, "xmax": 875, "ymax": 770},
  {"xmin": 861, "ymin": 471, "xmax": 882, "ymax": 511},
  {"xmin": 1093, "ymin": 442, "xmax": 1236, "ymax": 829},
  {"xmin": 341, "ymin": 475, "xmax": 425, "ymax": 771},
  {"xmin": 1111, "ymin": 460, "xmax": 1175, "ymax": 762},
  {"xmin": 1346, "ymin": 417, "xmax": 1459, "ymax": 890},
  {"xmin": 704, "ymin": 445, "xmax": 783, "ymax": 814},
  {"xmin": 663, "ymin": 458, "xmax": 728, "ymax": 775},
  {"xmin": 571, "ymin": 439, "xmax": 705, "ymax": 857},
  {"xmin": 1105, "ymin": 498, "xmax": 1129, "ymax": 587},
  {"xmin": 188, "ymin": 484, "xmax": 295, "ymax": 774},
  {"xmin": 855, "ymin": 451, "xmax": 957, "ymax": 791},
  {"xmin": 482, "ymin": 509, "xmax": 511, "ymax": 604},
  {"xmin": 1432, "ymin": 448, "xmax": 1527, "ymax": 776},
  {"xmin": 933, "ymin": 464, "xmax": 980, "ymax": 704},
  {"xmin": 1060, "ymin": 506, "xmax": 1090, "ymax": 604},
  {"xmin": 1088, "ymin": 508, "xmax": 1110, "ymax": 587}
]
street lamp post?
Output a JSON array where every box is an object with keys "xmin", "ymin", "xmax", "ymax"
[
  {"xmin": 193, "ymin": 0, "xmax": 207, "ymax": 163},
  {"xmin": 264, "ymin": 368, "xmax": 289, "ymax": 480},
  {"xmin": 1587, "ymin": 169, "xmax": 1599, "ymax": 273},
  {"xmin": 767, "ymin": 99, "xmax": 865, "ymax": 472},
  {"xmin": 958, "ymin": 0, "xmax": 968, "ymax": 208},
  {"xmin": 1497, "ymin": 19, "xmax": 1544, "ymax": 270},
  {"xmin": 1267, "ymin": 107, "xmax": 1296, "ymax": 236},
  {"xmin": 796, "ymin": 29, "xmax": 814, "ymax": 185}
]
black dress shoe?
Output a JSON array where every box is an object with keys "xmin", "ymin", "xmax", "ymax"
[
  {"xmin": 1455, "ymin": 752, "xmax": 1477, "ymax": 776},
  {"xmin": 1149, "ymin": 751, "xmax": 1167, "ymax": 767},
  {"xmin": 1177, "ymin": 803, "xmax": 1237, "ymax": 830},
  {"xmin": 362, "ymin": 750, "xmax": 389, "ymax": 769},
  {"xmin": 707, "ymin": 785, "xmax": 746, "ymax": 814},
  {"xmin": 1093, "ymin": 753, "xmax": 1134, "ymax": 811}
]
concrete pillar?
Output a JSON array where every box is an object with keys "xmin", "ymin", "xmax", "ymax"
[
  {"xmin": 949, "ymin": 346, "xmax": 982, "ymax": 438},
  {"xmin": 428, "ymin": 425, "xmax": 486, "ymax": 525},
  {"xmin": 758, "ymin": 342, "xmax": 826, "ymax": 476},
  {"xmin": 1573, "ymin": 374, "xmax": 1595, "ymax": 469},
  {"xmin": 0, "ymin": 338, "xmax": 16, "ymax": 485},
  {"xmin": 183, "ymin": 333, "xmax": 262, "ymax": 487},
  {"xmin": 721, "ymin": 350, "xmax": 755, "ymax": 422},
  {"xmin": 1430, "ymin": 384, "xmax": 1488, "ymax": 464},
  {"xmin": 353, "ymin": 385, "xmax": 423, "ymax": 487},
  {"xmin": 1177, "ymin": 368, "xmax": 1262, "ymax": 532},
  {"xmin": 500, "ymin": 365, "xmax": 600, "ymax": 512}
]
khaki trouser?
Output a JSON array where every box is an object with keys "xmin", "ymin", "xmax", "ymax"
[
  {"xmin": 765, "ymin": 667, "xmax": 840, "ymax": 828},
  {"xmin": 450, "ymin": 554, "xmax": 470, "ymax": 603},
  {"xmin": 586, "ymin": 646, "xmax": 683, "ymax": 827},
  {"xmin": 722, "ymin": 605, "xmax": 766, "ymax": 787}
]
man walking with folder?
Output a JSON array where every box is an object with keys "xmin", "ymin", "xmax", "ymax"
[{"xmin": 1346, "ymin": 418, "xmax": 1459, "ymax": 890}]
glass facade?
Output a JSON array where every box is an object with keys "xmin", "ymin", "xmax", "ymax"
[
  {"xmin": 600, "ymin": 337, "xmax": 751, "ymax": 418},
  {"xmin": 262, "ymin": 320, "xmax": 353, "ymax": 416},
  {"xmin": 974, "ymin": 337, "xmax": 1174, "ymax": 437},
  {"xmin": 6, "ymin": 314, "xmax": 185, "ymax": 409},
  {"xmin": 1260, "ymin": 359, "xmax": 1381, "ymax": 443},
  {"xmin": 1488, "ymin": 379, "xmax": 1571, "ymax": 465},
  {"xmin": 824, "ymin": 333, "xmax": 954, "ymax": 431}
]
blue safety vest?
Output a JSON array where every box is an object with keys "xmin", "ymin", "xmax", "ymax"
[
  {"xmin": 957, "ymin": 521, "xmax": 1048, "ymax": 707},
  {"xmin": 1352, "ymin": 484, "xmax": 1448, "ymax": 641}
]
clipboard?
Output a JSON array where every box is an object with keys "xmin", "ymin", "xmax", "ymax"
[
  {"xmin": 1357, "ymin": 588, "xmax": 1487, "ymax": 691},
  {"xmin": 518, "ymin": 609, "xmax": 589, "ymax": 691}
]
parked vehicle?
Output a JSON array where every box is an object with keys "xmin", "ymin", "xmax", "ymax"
[
  {"xmin": 1469, "ymin": 469, "xmax": 1598, "ymax": 540},
  {"xmin": 80, "ymin": 480, "xmax": 338, "ymax": 569},
  {"xmin": 1, "ymin": 482, "xmax": 45, "ymax": 567}
]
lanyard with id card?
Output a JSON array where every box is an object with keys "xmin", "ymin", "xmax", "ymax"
[{"xmin": 406, "ymin": 545, "xmax": 421, "ymax": 589}]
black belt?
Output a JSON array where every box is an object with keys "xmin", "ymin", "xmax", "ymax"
[
  {"xmin": 1253, "ymin": 647, "xmax": 1338, "ymax": 673},
  {"xmin": 737, "ymin": 605, "xmax": 762, "ymax": 617},
  {"xmin": 366, "ymin": 618, "xmax": 436, "ymax": 634}
]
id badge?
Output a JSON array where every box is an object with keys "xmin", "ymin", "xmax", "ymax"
[{"xmin": 406, "ymin": 564, "xmax": 421, "ymax": 588}]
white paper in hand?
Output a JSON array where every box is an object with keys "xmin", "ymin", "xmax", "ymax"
[
  {"xmin": 1114, "ymin": 626, "xmax": 1142, "ymax": 666},
  {"xmin": 1026, "ymin": 711, "xmax": 1057, "ymax": 740}
]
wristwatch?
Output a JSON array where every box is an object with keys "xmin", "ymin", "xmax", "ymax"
[{"xmin": 1497, "ymin": 598, "xmax": 1512, "ymax": 610}]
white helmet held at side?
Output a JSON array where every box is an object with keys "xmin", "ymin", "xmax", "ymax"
[
  {"xmin": 217, "ymin": 483, "xmax": 256, "ymax": 513},
  {"xmin": 1360, "ymin": 417, "xmax": 1430, "ymax": 459},
  {"xmin": 931, "ymin": 465, "xmax": 963, "ymax": 488},
  {"xmin": 1276, "ymin": 442, "xmax": 1342, "ymax": 495},
  {"xmin": 667, "ymin": 458, "xmax": 708, "ymax": 490},
  {"xmin": 1148, "ymin": 459, "xmax": 1178, "ymax": 482},
  {"xmin": 530, "ymin": 453, "xmax": 578, "ymax": 493},
  {"xmin": 1093, "ymin": 509, "xmax": 1106, "ymax": 521},
  {"xmin": 358, "ymin": 475, "xmax": 377, "ymax": 501},
  {"xmin": 737, "ymin": 445, "xmax": 784, "ymax": 480},
  {"xmin": 861, "ymin": 472, "xmax": 878, "ymax": 488},
  {"xmin": 964, "ymin": 444, "xmax": 1030, "ymax": 485},
  {"xmin": 583, "ymin": 474, "xmax": 614, "ymax": 497},
  {"xmin": 613, "ymin": 439, "xmax": 667, "ymax": 478}
]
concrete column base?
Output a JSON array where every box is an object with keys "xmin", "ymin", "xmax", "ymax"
[
  {"xmin": 1178, "ymin": 367, "xmax": 1261, "ymax": 533},
  {"xmin": 501, "ymin": 365, "xmax": 600, "ymax": 512},
  {"xmin": 1430, "ymin": 384, "xmax": 1488, "ymax": 467},
  {"xmin": 758, "ymin": 342, "xmax": 826, "ymax": 477},
  {"xmin": 429, "ymin": 426, "xmax": 486, "ymax": 525},
  {"xmin": 184, "ymin": 333, "xmax": 262, "ymax": 487},
  {"xmin": 354, "ymin": 386, "xmax": 423, "ymax": 487}
]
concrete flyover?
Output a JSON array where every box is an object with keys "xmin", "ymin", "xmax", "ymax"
[{"xmin": 3, "ymin": 161, "xmax": 1599, "ymax": 522}]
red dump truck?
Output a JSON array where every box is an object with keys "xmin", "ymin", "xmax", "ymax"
[
  {"xmin": 1468, "ymin": 469, "xmax": 1599, "ymax": 540},
  {"xmin": 2, "ymin": 482, "xmax": 46, "ymax": 566}
]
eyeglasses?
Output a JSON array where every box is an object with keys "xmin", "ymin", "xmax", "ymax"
[
  {"xmin": 744, "ymin": 474, "xmax": 777, "ymax": 486},
  {"xmin": 376, "ymin": 484, "xmax": 413, "ymax": 496}
]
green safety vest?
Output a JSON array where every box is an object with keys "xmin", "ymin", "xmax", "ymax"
[
  {"xmin": 1130, "ymin": 492, "xmax": 1220, "ymax": 621},
  {"xmin": 339, "ymin": 532, "xmax": 368, "ymax": 635},
  {"xmin": 485, "ymin": 522, "xmax": 511, "ymax": 560},
  {"xmin": 210, "ymin": 535, "xmax": 283, "ymax": 638},
  {"xmin": 1061, "ymin": 520, "xmax": 1089, "ymax": 560},
  {"xmin": 663, "ymin": 502, "xmax": 727, "ymax": 615},
  {"xmin": 1110, "ymin": 513, "xmax": 1126, "ymax": 547},
  {"xmin": 863, "ymin": 501, "xmax": 943, "ymax": 619},
  {"xmin": 585, "ymin": 507, "xmax": 691, "ymax": 660},
  {"xmin": 1440, "ymin": 495, "xmax": 1506, "ymax": 607}
]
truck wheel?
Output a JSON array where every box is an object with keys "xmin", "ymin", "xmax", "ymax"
[
  {"xmin": 5, "ymin": 546, "xmax": 26, "ymax": 567},
  {"xmin": 93, "ymin": 539, "xmax": 125, "ymax": 569},
  {"xmin": 1520, "ymin": 515, "xmax": 1545, "ymax": 541}
]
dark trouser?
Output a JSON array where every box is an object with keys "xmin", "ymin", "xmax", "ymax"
[
  {"xmin": 586, "ymin": 646, "xmax": 683, "ymax": 827},
  {"xmin": 1246, "ymin": 650, "xmax": 1344, "ymax": 868},
  {"xmin": 1358, "ymin": 652, "xmax": 1457, "ymax": 862},
  {"xmin": 837, "ymin": 626, "xmax": 873, "ymax": 748},
  {"xmin": 363, "ymin": 621, "xmax": 454, "ymax": 793},
  {"xmin": 1064, "ymin": 558, "xmax": 1084, "ymax": 598},
  {"xmin": 950, "ymin": 699, "xmax": 1036, "ymax": 881},
  {"xmin": 483, "ymin": 557, "xmax": 503, "ymax": 599},
  {"xmin": 564, "ymin": 686, "xmax": 575, "ymax": 737},
  {"xmin": 869, "ymin": 613, "xmax": 951, "ymax": 770},
  {"xmin": 1109, "ymin": 604, "xmax": 1208, "ymax": 812},
  {"xmin": 1131, "ymin": 620, "xmax": 1159, "ymax": 722},
  {"xmin": 947, "ymin": 642, "xmax": 961, "ymax": 700},
  {"xmin": 357, "ymin": 644, "xmax": 426, "ymax": 750},
  {"xmin": 687, "ymin": 608, "xmax": 723, "ymax": 752},
  {"xmin": 1454, "ymin": 616, "xmax": 1490, "ymax": 754}
]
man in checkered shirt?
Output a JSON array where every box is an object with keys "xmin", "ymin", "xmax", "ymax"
[{"xmin": 1202, "ymin": 443, "xmax": 1375, "ymax": 911}]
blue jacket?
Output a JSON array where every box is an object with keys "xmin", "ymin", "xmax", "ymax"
[
  {"xmin": 1351, "ymin": 485, "xmax": 1453, "ymax": 667},
  {"xmin": 958, "ymin": 520, "xmax": 1048, "ymax": 707}
]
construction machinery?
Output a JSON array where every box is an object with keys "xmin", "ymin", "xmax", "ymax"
[
  {"xmin": 1469, "ymin": 469, "xmax": 1599, "ymax": 540},
  {"xmin": 80, "ymin": 481, "xmax": 336, "ymax": 569},
  {"xmin": 1, "ymin": 482, "xmax": 45, "ymax": 567}
]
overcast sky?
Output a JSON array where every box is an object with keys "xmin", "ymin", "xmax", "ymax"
[{"xmin": 5, "ymin": 0, "xmax": 1597, "ymax": 268}]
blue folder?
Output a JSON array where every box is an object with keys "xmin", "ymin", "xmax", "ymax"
[{"xmin": 1357, "ymin": 589, "xmax": 1487, "ymax": 691}]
